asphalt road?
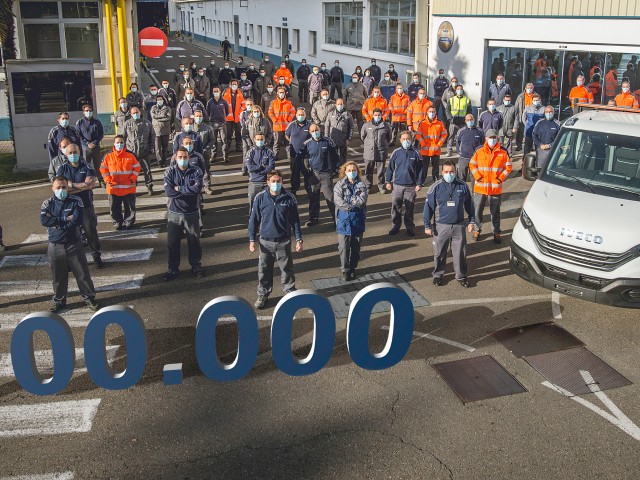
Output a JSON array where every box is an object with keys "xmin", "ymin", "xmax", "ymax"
[{"xmin": 0, "ymin": 39, "xmax": 639, "ymax": 480}]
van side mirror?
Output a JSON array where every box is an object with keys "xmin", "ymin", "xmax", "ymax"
[{"xmin": 523, "ymin": 153, "xmax": 540, "ymax": 181}]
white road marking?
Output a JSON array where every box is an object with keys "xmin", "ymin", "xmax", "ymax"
[
  {"xmin": 165, "ymin": 47, "xmax": 185, "ymax": 51},
  {"xmin": 0, "ymin": 345, "xmax": 119, "ymax": 377},
  {"xmin": 382, "ymin": 325, "xmax": 476, "ymax": 352},
  {"xmin": 149, "ymin": 69, "xmax": 159, "ymax": 73},
  {"xmin": 166, "ymin": 68, "xmax": 176, "ymax": 72},
  {"xmin": 191, "ymin": 55, "xmax": 199, "ymax": 57},
  {"xmin": 0, "ymin": 183, "xmax": 50, "ymax": 194},
  {"xmin": 97, "ymin": 211, "xmax": 166, "ymax": 223},
  {"xmin": 0, "ymin": 398, "xmax": 101, "ymax": 438},
  {"xmin": 0, "ymin": 472, "xmax": 74, "ymax": 480},
  {"xmin": 218, "ymin": 315, "xmax": 272, "ymax": 324},
  {"xmin": 178, "ymin": 55, "xmax": 186, "ymax": 58},
  {"xmin": 166, "ymin": 55, "xmax": 173, "ymax": 58},
  {"xmin": 543, "ymin": 370, "xmax": 640, "ymax": 442},
  {"xmin": 22, "ymin": 228, "xmax": 160, "ymax": 245},
  {"xmin": 426, "ymin": 294, "xmax": 551, "ymax": 307},
  {"xmin": 0, "ymin": 274, "xmax": 144, "ymax": 296},
  {"xmin": 203, "ymin": 55, "xmax": 212, "ymax": 58},
  {"xmin": 552, "ymin": 291, "xmax": 562, "ymax": 320},
  {"xmin": 0, "ymin": 249, "xmax": 153, "ymax": 268},
  {"xmin": 140, "ymin": 39, "xmax": 164, "ymax": 47}
]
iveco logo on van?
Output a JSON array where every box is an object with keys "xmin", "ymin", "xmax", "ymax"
[{"xmin": 560, "ymin": 228, "xmax": 604, "ymax": 244}]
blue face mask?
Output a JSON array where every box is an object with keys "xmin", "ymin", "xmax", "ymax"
[
  {"xmin": 269, "ymin": 182, "xmax": 282, "ymax": 193},
  {"xmin": 255, "ymin": 140, "xmax": 265, "ymax": 148},
  {"xmin": 545, "ymin": 112, "xmax": 554, "ymax": 120},
  {"xmin": 54, "ymin": 189, "xmax": 68, "ymax": 200},
  {"xmin": 488, "ymin": 105, "xmax": 496, "ymax": 112},
  {"xmin": 68, "ymin": 153, "xmax": 80, "ymax": 163},
  {"xmin": 346, "ymin": 171, "xmax": 357, "ymax": 180},
  {"xmin": 177, "ymin": 159, "xmax": 189, "ymax": 168},
  {"xmin": 132, "ymin": 113, "xmax": 141, "ymax": 120},
  {"xmin": 59, "ymin": 119, "xmax": 69, "ymax": 128},
  {"xmin": 312, "ymin": 131, "xmax": 321, "ymax": 140},
  {"xmin": 114, "ymin": 143, "xmax": 124, "ymax": 151},
  {"xmin": 185, "ymin": 144, "xmax": 193, "ymax": 153},
  {"xmin": 443, "ymin": 173, "xmax": 456, "ymax": 183},
  {"xmin": 466, "ymin": 121, "xmax": 475, "ymax": 128},
  {"xmin": 401, "ymin": 140, "xmax": 412, "ymax": 149}
]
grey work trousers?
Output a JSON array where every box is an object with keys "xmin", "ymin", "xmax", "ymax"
[
  {"xmin": 109, "ymin": 193, "xmax": 136, "ymax": 227},
  {"xmin": 273, "ymin": 130, "xmax": 287, "ymax": 160},
  {"xmin": 338, "ymin": 234, "xmax": 362, "ymax": 273},
  {"xmin": 48, "ymin": 240, "xmax": 96, "ymax": 303},
  {"xmin": 447, "ymin": 123, "xmax": 462, "ymax": 150},
  {"xmin": 257, "ymin": 238, "xmax": 295, "ymax": 296},
  {"xmin": 457, "ymin": 156, "xmax": 475, "ymax": 191},
  {"xmin": 155, "ymin": 135, "xmax": 170, "ymax": 166},
  {"xmin": 81, "ymin": 205, "xmax": 101, "ymax": 256},
  {"xmin": 391, "ymin": 184, "xmax": 417, "ymax": 229},
  {"xmin": 137, "ymin": 153, "xmax": 154, "ymax": 186},
  {"xmin": 210, "ymin": 122, "xmax": 228, "ymax": 161},
  {"xmin": 83, "ymin": 144, "xmax": 103, "ymax": 183},
  {"xmin": 498, "ymin": 134, "xmax": 513, "ymax": 157},
  {"xmin": 248, "ymin": 181, "xmax": 265, "ymax": 212},
  {"xmin": 306, "ymin": 170, "xmax": 335, "ymax": 222},
  {"xmin": 432, "ymin": 223, "xmax": 468, "ymax": 280},
  {"xmin": 364, "ymin": 159, "xmax": 386, "ymax": 192},
  {"xmin": 473, "ymin": 193, "xmax": 501, "ymax": 233},
  {"xmin": 167, "ymin": 211, "xmax": 202, "ymax": 271}
]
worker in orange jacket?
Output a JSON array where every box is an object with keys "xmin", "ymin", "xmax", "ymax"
[
  {"xmin": 469, "ymin": 129, "xmax": 512, "ymax": 244},
  {"xmin": 389, "ymin": 84, "xmax": 410, "ymax": 146},
  {"xmin": 614, "ymin": 81, "xmax": 640, "ymax": 108},
  {"xmin": 604, "ymin": 68, "xmax": 618, "ymax": 102},
  {"xmin": 273, "ymin": 61, "xmax": 294, "ymax": 86},
  {"xmin": 99, "ymin": 135, "xmax": 141, "ymax": 230},
  {"xmin": 361, "ymin": 87, "xmax": 390, "ymax": 122},
  {"xmin": 414, "ymin": 105, "xmax": 448, "ymax": 182},
  {"xmin": 406, "ymin": 87, "xmax": 433, "ymax": 131},
  {"xmin": 569, "ymin": 75, "xmax": 594, "ymax": 113},
  {"xmin": 268, "ymin": 86, "xmax": 296, "ymax": 159},
  {"xmin": 223, "ymin": 79, "xmax": 246, "ymax": 152}
]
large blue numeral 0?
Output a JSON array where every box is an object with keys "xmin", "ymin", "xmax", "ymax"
[
  {"xmin": 10, "ymin": 313, "xmax": 75, "ymax": 396},
  {"xmin": 347, "ymin": 283, "xmax": 414, "ymax": 370},
  {"xmin": 271, "ymin": 290, "xmax": 336, "ymax": 376},
  {"xmin": 196, "ymin": 296, "xmax": 259, "ymax": 381},
  {"xmin": 84, "ymin": 306, "xmax": 147, "ymax": 390}
]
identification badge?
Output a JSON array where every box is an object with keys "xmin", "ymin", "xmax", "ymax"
[{"xmin": 447, "ymin": 201, "xmax": 456, "ymax": 207}]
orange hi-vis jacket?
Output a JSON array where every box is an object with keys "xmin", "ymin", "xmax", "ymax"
[
  {"xmin": 470, "ymin": 143, "xmax": 512, "ymax": 196},
  {"xmin": 273, "ymin": 68, "xmax": 293, "ymax": 86},
  {"xmin": 389, "ymin": 92, "xmax": 410, "ymax": 123},
  {"xmin": 614, "ymin": 92, "xmax": 640, "ymax": 108},
  {"xmin": 361, "ymin": 96, "xmax": 390, "ymax": 122},
  {"xmin": 605, "ymin": 71, "xmax": 618, "ymax": 97},
  {"xmin": 407, "ymin": 98, "xmax": 433, "ymax": 131},
  {"xmin": 100, "ymin": 147, "xmax": 140, "ymax": 196},
  {"xmin": 268, "ymin": 97, "xmax": 296, "ymax": 132},
  {"xmin": 415, "ymin": 117, "xmax": 447, "ymax": 157},
  {"xmin": 569, "ymin": 85, "xmax": 594, "ymax": 105},
  {"xmin": 223, "ymin": 89, "xmax": 246, "ymax": 123}
]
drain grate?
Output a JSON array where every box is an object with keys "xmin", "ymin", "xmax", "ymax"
[
  {"xmin": 432, "ymin": 355, "xmax": 527, "ymax": 403},
  {"xmin": 492, "ymin": 322, "xmax": 584, "ymax": 358},
  {"xmin": 524, "ymin": 347, "xmax": 632, "ymax": 396}
]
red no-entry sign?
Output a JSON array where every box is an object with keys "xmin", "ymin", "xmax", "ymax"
[{"xmin": 138, "ymin": 27, "xmax": 168, "ymax": 57}]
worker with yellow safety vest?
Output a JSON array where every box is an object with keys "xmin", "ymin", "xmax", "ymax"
[{"xmin": 445, "ymin": 85, "xmax": 472, "ymax": 157}]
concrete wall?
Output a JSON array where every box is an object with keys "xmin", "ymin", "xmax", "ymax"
[{"xmin": 430, "ymin": 0, "xmax": 640, "ymax": 17}]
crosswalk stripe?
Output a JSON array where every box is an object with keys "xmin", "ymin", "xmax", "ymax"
[
  {"xmin": 149, "ymin": 69, "xmax": 159, "ymax": 73},
  {"xmin": 0, "ymin": 249, "xmax": 153, "ymax": 268},
  {"xmin": 166, "ymin": 68, "xmax": 175, "ymax": 72},
  {"xmin": 191, "ymin": 55, "xmax": 199, "ymax": 57},
  {"xmin": 93, "ymin": 197, "xmax": 167, "ymax": 208},
  {"xmin": 97, "ymin": 211, "xmax": 166, "ymax": 223},
  {"xmin": 178, "ymin": 55, "xmax": 186, "ymax": 58},
  {"xmin": 0, "ymin": 398, "xmax": 101, "ymax": 438},
  {"xmin": 0, "ymin": 274, "xmax": 144, "ymax": 297},
  {"xmin": 0, "ymin": 346, "xmax": 120, "ymax": 378},
  {"xmin": 21, "ymin": 228, "xmax": 160, "ymax": 245},
  {"xmin": 203, "ymin": 55, "xmax": 212, "ymax": 57},
  {"xmin": 166, "ymin": 55, "xmax": 173, "ymax": 58},
  {"xmin": 0, "ymin": 472, "xmax": 74, "ymax": 480}
]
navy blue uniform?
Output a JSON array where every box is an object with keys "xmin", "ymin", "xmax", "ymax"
[
  {"xmin": 297, "ymin": 137, "xmax": 340, "ymax": 223},
  {"xmin": 386, "ymin": 146, "xmax": 425, "ymax": 233},
  {"xmin": 48, "ymin": 125, "xmax": 81, "ymax": 160},
  {"xmin": 172, "ymin": 132, "xmax": 204, "ymax": 155}
]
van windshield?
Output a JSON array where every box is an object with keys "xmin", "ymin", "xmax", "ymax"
[{"xmin": 544, "ymin": 129, "xmax": 640, "ymax": 201}]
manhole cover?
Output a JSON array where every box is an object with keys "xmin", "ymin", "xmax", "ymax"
[
  {"xmin": 524, "ymin": 347, "xmax": 632, "ymax": 396},
  {"xmin": 492, "ymin": 322, "xmax": 584, "ymax": 358},
  {"xmin": 432, "ymin": 355, "xmax": 527, "ymax": 403}
]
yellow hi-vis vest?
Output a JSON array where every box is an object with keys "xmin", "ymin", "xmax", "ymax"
[{"xmin": 449, "ymin": 95, "xmax": 471, "ymax": 118}]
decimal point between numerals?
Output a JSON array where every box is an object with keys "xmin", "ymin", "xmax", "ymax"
[{"xmin": 163, "ymin": 363, "xmax": 183, "ymax": 385}]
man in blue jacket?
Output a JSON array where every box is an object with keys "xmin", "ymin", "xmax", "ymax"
[
  {"xmin": 163, "ymin": 147, "xmax": 204, "ymax": 281},
  {"xmin": 285, "ymin": 108, "xmax": 312, "ymax": 194},
  {"xmin": 385, "ymin": 131, "xmax": 425, "ymax": 237},
  {"xmin": 248, "ymin": 170, "xmax": 303, "ymax": 309},
  {"xmin": 76, "ymin": 104, "xmax": 104, "ymax": 185},
  {"xmin": 48, "ymin": 112, "xmax": 80, "ymax": 161},
  {"xmin": 522, "ymin": 93, "xmax": 545, "ymax": 154},
  {"xmin": 432, "ymin": 69, "xmax": 449, "ymax": 119},
  {"xmin": 245, "ymin": 132, "xmax": 276, "ymax": 210},
  {"xmin": 173, "ymin": 118, "xmax": 204, "ymax": 155},
  {"xmin": 423, "ymin": 161, "xmax": 476, "ymax": 288},
  {"xmin": 40, "ymin": 176, "xmax": 99, "ymax": 312},
  {"xmin": 532, "ymin": 105, "xmax": 561, "ymax": 170},
  {"xmin": 455, "ymin": 114, "xmax": 485, "ymax": 185}
]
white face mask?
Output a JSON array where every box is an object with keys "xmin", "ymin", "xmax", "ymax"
[
  {"xmin": 487, "ymin": 138, "xmax": 498, "ymax": 148},
  {"xmin": 577, "ymin": 81, "xmax": 584, "ymax": 87},
  {"xmin": 526, "ymin": 88, "xmax": 533, "ymax": 94}
]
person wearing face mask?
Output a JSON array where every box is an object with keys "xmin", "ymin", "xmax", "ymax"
[
  {"xmin": 100, "ymin": 136, "xmax": 140, "ymax": 230},
  {"xmin": 344, "ymin": 73, "xmax": 367, "ymax": 131},
  {"xmin": 224, "ymin": 79, "xmax": 249, "ymax": 153},
  {"xmin": 193, "ymin": 69, "xmax": 211, "ymax": 105},
  {"xmin": 569, "ymin": 75, "xmax": 594, "ymax": 112},
  {"xmin": 261, "ymin": 83, "xmax": 277, "ymax": 113},
  {"xmin": 56, "ymin": 143, "xmax": 102, "ymax": 268},
  {"xmin": 296, "ymin": 123, "xmax": 340, "ymax": 226},
  {"xmin": 253, "ymin": 69, "xmax": 270, "ymax": 104},
  {"xmin": 440, "ymin": 76, "xmax": 458, "ymax": 126},
  {"xmin": 368, "ymin": 59, "xmax": 382, "ymax": 86},
  {"xmin": 378, "ymin": 74, "xmax": 396, "ymax": 102},
  {"xmin": 143, "ymin": 86, "xmax": 160, "ymax": 122},
  {"xmin": 205, "ymin": 86, "xmax": 230, "ymax": 163},
  {"xmin": 385, "ymin": 131, "xmax": 425, "ymax": 236},
  {"xmin": 325, "ymin": 98, "xmax": 354, "ymax": 165},
  {"xmin": 521, "ymin": 93, "xmax": 546, "ymax": 154},
  {"xmin": 389, "ymin": 85, "xmax": 410, "ymax": 146},
  {"xmin": 221, "ymin": 37, "xmax": 231, "ymax": 61},
  {"xmin": 150, "ymin": 95, "xmax": 172, "ymax": 168},
  {"xmin": 407, "ymin": 88, "xmax": 433, "ymax": 132},
  {"xmin": 455, "ymin": 114, "xmax": 485, "ymax": 185},
  {"xmin": 41, "ymin": 176, "xmax": 99, "ymax": 313},
  {"xmin": 177, "ymin": 72, "xmax": 197, "ymax": 108},
  {"xmin": 445, "ymin": 84, "xmax": 472, "ymax": 157},
  {"xmin": 604, "ymin": 66, "xmax": 619, "ymax": 103},
  {"xmin": 48, "ymin": 112, "xmax": 80, "ymax": 161},
  {"xmin": 248, "ymin": 170, "xmax": 302, "ymax": 309},
  {"xmin": 189, "ymin": 61, "xmax": 198, "ymax": 79},
  {"xmin": 173, "ymin": 118, "xmax": 204, "ymax": 155},
  {"xmin": 334, "ymin": 161, "xmax": 368, "ymax": 280},
  {"xmin": 284, "ymin": 107, "xmax": 311, "ymax": 193},
  {"xmin": 423, "ymin": 161, "xmax": 476, "ymax": 288},
  {"xmin": 174, "ymin": 63, "xmax": 187, "ymax": 89},
  {"xmin": 76, "ymin": 105, "xmax": 105, "ymax": 186},
  {"xmin": 308, "ymin": 66, "xmax": 325, "ymax": 104},
  {"xmin": 238, "ymin": 72, "xmax": 253, "ymax": 100},
  {"xmin": 311, "ymin": 89, "xmax": 336, "ymax": 135},
  {"xmin": 245, "ymin": 132, "xmax": 276, "ymax": 211},
  {"xmin": 296, "ymin": 59, "xmax": 311, "ymax": 103},
  {"xmin": 235, "ymin": 56, "xmax": 248, "ymax": 79},
  {"xmin": 276, "ymin": 76, "xmax": 292, "ymax": 98},
  {"xmin": 49, "ymin": 137, "xmax": 73, "ymax": 183},
  {"xmin": 218, "ymin": 62, "xmax": 237, "ymax": 92},
  {"xmin": 362, "ymin": 69, "xmax": 375, "ymax": 97},
  {"xmin": 114, "ymin": 97, "xmax": 132, "ymax": 136},
  {"xmin": 244, "ymin": 62, "xmax": 257, "ymax": 86},
  {"xmin": 532, "ymin": 106, "xmax": 560, "ymax": 170},
  {"xmin": 353, "ymin": 66, "xmax": 364, "ymax": 80},
  {"xmin": 123, "ymin": 107, "xmax": 155, "ymax": 196},
  {"xmin": 320, "ymin": 63, "xmax": 331, "ymax": 89},
  {"xmin": 469, "ymin": 130, "xmax": 512, "ymax": 244},
  {"xmin": 361, "ymin": 108, "xmax": 392, "ymax": 194},
  {"xmin": 514, "ymin": 83, "xmax": 536, "ymax": 151},
  {"xmin": 282, "ymin": 55, "xmax": 294, "ymax": 77},
  {"xmin": 206, "ymin": 60, "xmax": 220, "ymax": 88},
  {"xmin": 408, "ymin": 74, "xmax": 425, "ymax": 103},
  {"xmin": 259, "ymin": 55, "xmax": 276, "ymax": 78},
  {"xmin": 489, "ymin": 74, "xmax": 512, "ymax": 106},
  {"xmin": 328, "ymin": 60, "xmax": 345, "ymax": 100},
  {"xmin": 623, "ymin": 62, "xmax": 638, "ymax": 92},
  {"xmin": 268, "ymin": 87, "xmax": 296, "ymax": 160},
  {"xmin": 159, "ymin": 80, "xmax": 178, "ymax": 112},
  {"xmin": 385, "ymin": 64, "xmax": 398, "ymax": 83},
  {"xmin": 273, "ymin": 62, "xmax": 293, "ymax": 87},
  {"xmin": 362, "ymin": 87, "xmax": 390, "ymax": 123},
  {"xmin": 432, "ymin": 69, "xmax": 449, "ymax": 119},
  {"xmin": 478, "ymin": 99, "xmax": 504, "ymax": 135},
  {"xmin": 243, "ymin": 106, "xmax": 273, "ymax": 172},
  {"xmin": 415, "ymin": 106, "xmax": 448, "ymax": 183},
  {"xmin": 192, "ymin": 111, "xmax": 215, "ymax": 194},
  {"xmin": 176, "ymin": 88, "xmax": 205, "ymax": 125},
  {"xmin": 126, "ymin": 83, "xmax": 144, "ymax": 111},
  {"xmin": 614, "ymin": 81, "xmax": 640, "ymax": 108},
  {"xmin": 163, "ymin": 146, "xmax": 205, "ymax": 281},
  {"xmin": 496, "ymin": 94, "xmax": 517, "ymax": 157}
]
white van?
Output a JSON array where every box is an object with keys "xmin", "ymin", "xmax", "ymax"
[{"xmin": 511, "ymin": 106, "xmax": 640, "ymax": 308}]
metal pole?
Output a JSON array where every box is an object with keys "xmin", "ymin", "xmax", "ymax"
[
  {"xmin": 104, "ymin": 0, "xmax": 119, "ymax": 111},
  {"xmin": 116, "ymin": 0, "xmax": 131, "ymax": 99}
]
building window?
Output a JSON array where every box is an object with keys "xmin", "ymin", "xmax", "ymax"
[
  {"xmin": 370, "ymin": 0, "xmax": 415, "ymax": 56},
  {"xmin": 257, "ymin": 25, "xmax": 262, "ymax": 44},
  {"xmin": 267, "ymin": 26, "xmax": 272, "ymax": 47},
  {"xmin": 325, "ymin": 2, "xmax": 363, "ymax": 48},
  {"xmin": 275, "ymin": 27, "xmax": 281, "ymax": 49},
  {"xmin": 19, "ymin": 1, "xmax": 102, "ymax": 63},
  {"xmin": 292, "ymin": 29, "xmax": 300, "ymax": 52},
  {"xmin": 309, "ymin": 30, "xmax": 317, "ymax": 57},
  {"xmin": 248, "ymin": 24, "xmax": 254, "ymax": 43}
]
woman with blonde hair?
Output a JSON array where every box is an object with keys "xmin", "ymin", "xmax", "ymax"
[{"xmin": 333, "ymin": 161, "xmax": 368, "ymax": 281}]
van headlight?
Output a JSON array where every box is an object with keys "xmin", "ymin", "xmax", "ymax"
[{"xmin": 520, "ymin": 210, "xmax": 534, "ymax": 229}]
